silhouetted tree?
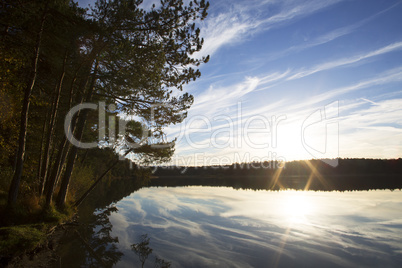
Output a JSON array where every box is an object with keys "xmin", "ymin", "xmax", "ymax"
[{"xmin": 131, "ymin": 234, "xmax": 153, "ymax": 268}]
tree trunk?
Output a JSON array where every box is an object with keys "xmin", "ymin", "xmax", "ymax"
[
  {"xmin": 45, "ymin": 136, "xmax": 68, "ymax": 208},
  {"xmin": 7, "ymin": 8, "xmax": 47, "ymax": 208},
  {"xmin": 45, "ymin": 117, "xmax": 78, "ymax": 208},
  {"xmin": 44, "ymin": 72, "xmax": 81, "ymax": 208},
  {"xmin": 39, "ymin": 51, "xmax": 67, "ymax": 196},
  {"xmin": 56, "ymin": 62, "xmax": 99, "ymax": 209},
  {"xmin": 37, "ymin": 109, "xmax": 50, "ymax": 184}
]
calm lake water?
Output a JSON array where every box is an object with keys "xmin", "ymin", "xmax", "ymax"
[{"xmin": 58, "ymin": 181, "xmax": 402, "ymax": 267}]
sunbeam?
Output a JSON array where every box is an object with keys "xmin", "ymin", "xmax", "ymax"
[{"xmin": 303, "ymin": 160, "xmax": 332, "ymax": 190}]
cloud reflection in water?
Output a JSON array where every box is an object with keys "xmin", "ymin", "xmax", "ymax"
[{"xmin": 108, "ymin": 187, "xmax": 402, "ymax": 267}]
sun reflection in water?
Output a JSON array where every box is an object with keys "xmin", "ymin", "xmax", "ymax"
[{"xmin": 281, "ymin": 191, "xmax": 316, "ymax": 224}]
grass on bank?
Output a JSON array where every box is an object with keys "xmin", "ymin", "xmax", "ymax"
[
  {"xmin": 0, "ymin": 190, "xmax": 75, "ymax": 259},
  {"xmin": 0, "ymin": 224, "xmax": 47, "ymax": 257}
]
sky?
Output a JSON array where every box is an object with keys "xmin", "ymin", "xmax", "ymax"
[{"xmin": 77, "ymin": 0, "xmax": 402, "ymax": 166}]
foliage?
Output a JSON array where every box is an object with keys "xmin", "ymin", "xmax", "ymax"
[
  {"xmin": 69, "ymin": 164, "xmax": 96, "ymax": 203},
  {"xmin": 0, "ymin": 0, "xmax": 209, "ymax": 210}
]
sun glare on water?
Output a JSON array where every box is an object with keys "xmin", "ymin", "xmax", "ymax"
[{"xmin": 281, "ymin": 191, "xmax": 316, "ymax": 223}]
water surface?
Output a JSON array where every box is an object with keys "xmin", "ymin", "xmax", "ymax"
[{"xmin": 59, "ymin": 184, "xmax": 402, "ymax": 267}]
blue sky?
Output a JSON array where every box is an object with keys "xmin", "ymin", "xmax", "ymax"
[{"xmin": 78, "ymin": 0, "xmax": 402, "ymax": 165}]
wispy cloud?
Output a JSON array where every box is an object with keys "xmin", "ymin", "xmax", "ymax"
[
  {"xmin": 256, "ymin": 0, "xmax": 343, "ymax": 28},
  {"xmin": 201, "ymin": 41, "xmax": 402, "ymax": 103},
  {"xmin": 339, "ymin": 98, "xmax": 402, "ymax": 158},
  {"xmin": 197, "ymin": 0, "xmax": 344, "ymax": 57},
  {"xmin": 265, "ymin": 2, "xmax": 400, "ymax": 61},
  {"xmin": 284, "ymin": 66, "xmax": 402, "ymax": 114},
  {"xmin": 288, "ymin": 41, "xmax": 402, "ymax": 80},
  {"xmin": 196, "ymin": 12, "xmax": 252, "ymax": 57},
  {"xmin": 192, "ymin": 76, "xmax": 260, "ymax": 113},
  {"xmin": 190, "ymin": 70, "xmax": 289, "ymax": 115}
]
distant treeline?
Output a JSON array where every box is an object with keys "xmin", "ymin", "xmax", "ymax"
[
  {"xmin": 149, "ymin": 159, "xmax": 402, "ymax": 191},
  {"xmin": 153, "ymin": 158, "xmax": 402, "ymax": 177}
]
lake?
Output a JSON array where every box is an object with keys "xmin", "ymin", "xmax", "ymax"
[{"xmin": 58, "ymin": 179, "xmax": 402, "ymax": 267}]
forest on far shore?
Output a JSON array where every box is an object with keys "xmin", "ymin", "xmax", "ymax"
[
  {"xmin": 150, "ymin": 158, "xmax": 402, "ymax": 191},
  {"xmin": 153, "ymin": 158, "xmax": 402, "ymax": 177}
]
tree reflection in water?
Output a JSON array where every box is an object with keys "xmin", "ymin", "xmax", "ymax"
[
  {"xmin": 58, "ymin": 204, "xmax": 123, "ymax": 267},
  {"xmin": 82, "ymin": 205, "xmax": 123, "ymax": 267},
  {"xmin": 58, "ymin": 177, "xmax": 172, "ymax": 267},
  {"xmin": 131, "ymin": 234, "xmax": 152, "ymax": 268},
  {"xmin": 131, "ymin": 234, "xmax": 171, "ymax": 268},
  {"xmin": 154, "ymin": 256, "xmax": 172, "ymax": 268}
]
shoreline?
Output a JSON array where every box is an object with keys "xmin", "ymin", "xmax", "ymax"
[{"xmin": 2, "ymin": 215, "xmax": 79, "ymax": 268}]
